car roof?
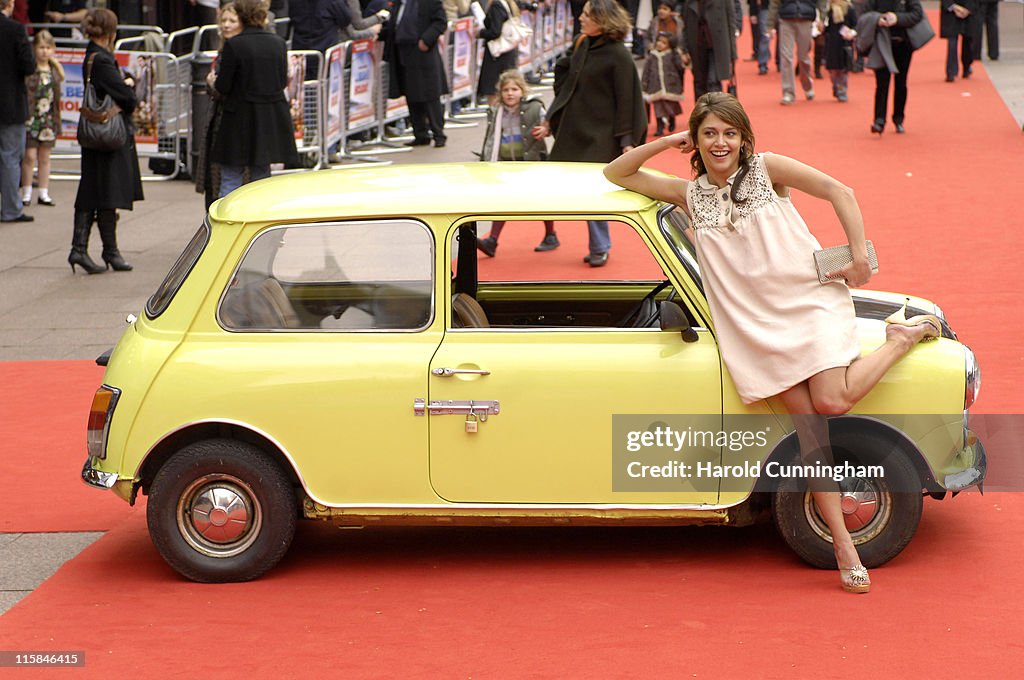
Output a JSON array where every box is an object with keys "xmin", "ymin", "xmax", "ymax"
[{"xmin": 209, "ymin": 162, "xmax": 660, "ymax": 224}]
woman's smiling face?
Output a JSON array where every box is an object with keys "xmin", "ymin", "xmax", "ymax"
[{"xmin": 697, "ymin": 113, "xmax": 743, "ymax": 178}]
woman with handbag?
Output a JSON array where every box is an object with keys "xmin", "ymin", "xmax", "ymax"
[
  {"xmin": 69, "ymin": 8, "xmax": 142, "ymax": 274},
  {"xmin": 604, "ymin": 92, "xmax": 941, "ymax": 594},
  {"xmin": 865, "ymin": 0, "xmax": 923, "ymax": 134},
  {"xmin": 476, "ymin": 0, "xmax": 524, "ymax": 105}
]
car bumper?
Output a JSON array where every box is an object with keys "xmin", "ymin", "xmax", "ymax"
[
  {"xmin": 943, "ymin": 431, "xmax": 987, "ymax": 492},
  {"xmin": 81, "ymin": 456, "xmax": 135, "ymax": 503}
]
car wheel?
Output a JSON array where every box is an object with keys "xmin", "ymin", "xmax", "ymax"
[
  {"xmin": 147, "ymin": 439, "xmax": 296, "ymax": 582},
  {"xmin": 771, "ymin": 430, "xmax": 923, "ymax": 569}
]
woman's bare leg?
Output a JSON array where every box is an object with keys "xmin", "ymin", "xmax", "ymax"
[
  {"xmin": 778, "ymin": 382, "xmax": 864, "ymax": 574},
  {"xmin": 807, "ymin": 323, "xmax": 933, "ymax": 415},
  {"xmin": 20, "ymin": 146, "xmax": 37, "ymax": 196},
  {"xmin": 37, "ymin": 146, "xmax": 51, "ymax": 192}
]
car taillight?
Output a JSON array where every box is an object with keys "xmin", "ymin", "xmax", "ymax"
[{"xmin": 87, "ymin": 386, "xmax": 120, "ymax": 460}]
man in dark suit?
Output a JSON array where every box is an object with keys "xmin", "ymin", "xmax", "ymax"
[
  {"xmin": 383, "ymin": 0, "xmax": 449, "ymax": 147},
  {"xmin": 940, "ymin": 0, "xmax": 980, "ymax": 82},
  {"xmin": 1, "ymin": 0, "xmax": 36, "ymax": 222}
]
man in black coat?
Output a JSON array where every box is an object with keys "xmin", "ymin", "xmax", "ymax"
[
  {"xmin": 383, "ymin": 0, "xmax": 449, "ymax": 147},
  {"xmin": 680, "ymin": 0, "xmax": 738, "ymax": 99},
  {"xmin": 0, "ymin": 0, "xmax": 36, "ymax": 222}
]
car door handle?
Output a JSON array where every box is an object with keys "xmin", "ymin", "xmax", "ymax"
[{"xmin": 431, "ymin": 368, "xmax": 490, "ymax": 377}]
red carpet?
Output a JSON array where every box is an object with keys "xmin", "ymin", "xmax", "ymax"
[
  {"xmin": 0, "ymin": 492, "xmax": 1019, "ymax": 677},
  {"xmin": 1, "ymin": 13, "xmax": 1022, "ymax": 676},
  {"xmin": 0, "ymin": 360, "xmax": 127, "ymax": 533}
]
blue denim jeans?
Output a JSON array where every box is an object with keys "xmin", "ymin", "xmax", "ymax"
[
  {"xmin": 754, "ymin": 10, "xmax": 770, "ymax": 69},
  {"xmin": 587, "ymin": 220, "xmax": 611, "ymax": 255},
  {"xmin": 0, "ymin": 123, "xmax": 26, "ymax": 220},
  {"xmin": 219, "ymin": 164, "xmax": 271, "ymax": 198}
]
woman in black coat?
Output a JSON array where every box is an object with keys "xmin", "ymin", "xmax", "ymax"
[
  {"xmin": 476, "ymin": 0, "xmax": 519, "ymax": 104},
  {"xmin": 539, "ymin": 0, "xmax": 645, "ymax": 267},
  {"xmin": 211, "ymin": 0, "xmax": 298, "ymax": 198},
  {"xmin": 69, "ymin": 8, "xmax": 143, "ymax": 274},
  {"xmin": 866, "ymin": 0, "xmax": 922, "ymax": 135}
]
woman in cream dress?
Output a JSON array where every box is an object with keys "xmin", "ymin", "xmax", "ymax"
[{"xmin": 604, "ymin": 92, "xmax": 940, "ymax": 594}]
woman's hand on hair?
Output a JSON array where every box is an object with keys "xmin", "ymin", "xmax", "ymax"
[{"xmin": 661, "ymin": 131, "xmax": 692, "ymax": 153}]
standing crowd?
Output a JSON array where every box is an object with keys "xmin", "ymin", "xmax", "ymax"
[{"xmin": 0, "ymin": 0, "xmax": 1007, "ymax": 268}]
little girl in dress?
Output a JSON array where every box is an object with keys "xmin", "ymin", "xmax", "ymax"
[{"xmin": 21, "ymin": 30, "xmax": 64, "ymax": 207}]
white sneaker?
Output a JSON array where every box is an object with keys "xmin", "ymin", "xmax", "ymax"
[
  {"xmin": 805, "ymin": 88, "xmax": 816, "ymax": 100},
  {"xmin": 780, "ymin": 93, "xmax": 795, "ymax": 105}
]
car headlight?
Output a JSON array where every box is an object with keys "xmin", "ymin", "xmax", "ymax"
[{"xmin": 964, "ymin": 346, "xmax": 981, "ymax": 410}]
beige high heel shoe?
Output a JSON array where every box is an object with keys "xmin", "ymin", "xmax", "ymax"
[
  {"xmin": 884, "ymin": 298, "xmax": 942, "ymax": 341},
  {"xmin": 840, "ymin": 565, "xmax": 872, "ymax": 594}
]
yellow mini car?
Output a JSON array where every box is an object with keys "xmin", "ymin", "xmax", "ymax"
[{"xmin": 81, "ymin": 163, "xmax": 985, "ymax": 582}]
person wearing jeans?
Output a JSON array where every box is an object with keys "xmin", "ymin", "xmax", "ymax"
[
  {"xmin": 748, "ymin": 0, "xmax": 771, "ymax": 74},
  {"xmin": 0, "ymin": 0, "xmax": 35, "ymax": 223},
  {"xmin": 768, "ymin": 0, "xmax": 826, "ymax": 104}
]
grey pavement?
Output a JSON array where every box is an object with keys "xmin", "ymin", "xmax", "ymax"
[{"xmin": 0, "ymin": 1, "xmax": 1021, "ymax": 616}]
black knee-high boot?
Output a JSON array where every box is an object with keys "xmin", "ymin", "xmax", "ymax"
[
  {"xmin": 68, "ymin": 209, "xmax": 105, "ymax": 274},
  {"xmin": 97, "ymin": 209, "xmax": 133, "ymax": 271}
]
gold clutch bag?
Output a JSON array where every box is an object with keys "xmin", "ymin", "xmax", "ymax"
[{"xmin": 813, "ymin": 241, "xmax": 879, "ymax": 284}]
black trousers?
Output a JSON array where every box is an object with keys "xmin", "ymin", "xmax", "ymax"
[
  {"xmin": 873, "ymin": 40, "xmax": 913, "ymax": 124},
  {"xmin": 407, "ymin": 100, "xmax": 446, "ymax": 143},
  {"xmin": 945, "ymin": 32, "xmax": 974, "ymax": 79}
]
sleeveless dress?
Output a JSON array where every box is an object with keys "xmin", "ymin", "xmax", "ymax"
[{"xmin": 685, "ymin": 152, "xmax": 860, "ymax": 403}]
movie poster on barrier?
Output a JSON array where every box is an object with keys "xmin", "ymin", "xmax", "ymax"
[
  {"xmin": 557, "ymin": 0, "xmax": 571, "ymax": 48},
  {"xmin": 53, "ymin": 48, "xmax": 158, "ymax": 153},
  {"xmin": 287, "ymin": 53, "xmax": 305, "ymax": 140},
  {"xmin": 451, "ymin": 18, "xmax": 474, "ymax": 99},
  {"xmin": 326, "ymin": 47, "xmax": 343, "ymax": 142},
  {"xmin": 518, "ymin": 12, "xmax": 533, "ymax": 68},
  {"xmin": 555, "ymin": 0, "xmax": 567, "ymax": 50},
  {"xmin": 543, "ymin": 8, "xmax": 555, "ymax": 56},
  {"xmin": 348, "ymin": 39, "xmax": 376, "ymax": 128}
]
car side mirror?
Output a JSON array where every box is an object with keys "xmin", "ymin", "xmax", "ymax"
[{"xmin": 659, "ymin": 300, "xmax": 699, "ymax": 343}]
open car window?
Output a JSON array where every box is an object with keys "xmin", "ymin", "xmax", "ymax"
[
  {"xmin": 448, "ymin": 218, "xmax": 699, "ymax": 330},
  {"xmin": 219, "ymin": 220, "xmax": 434, "ymax": 331}
]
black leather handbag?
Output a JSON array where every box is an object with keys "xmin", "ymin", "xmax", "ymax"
[{"xmin": 77, "ymin": 53, "xmax": 129, "ymax": 152}]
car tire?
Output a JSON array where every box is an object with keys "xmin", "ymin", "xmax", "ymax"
[
  {"xmin": 147, "ymin": 439, "xmax": 296, "ymax": 583},
  {"xmin": 771, "ymin": 430, "xmax": 923, "ymax": 569}
]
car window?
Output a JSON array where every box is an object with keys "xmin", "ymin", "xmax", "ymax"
[
  {"xmin": 219, "ymin": 220, "xmax": 434, "ymax": 331},
  {"xmin": 146, "ymin": 222, "xmax": 210, "ymax": 319},
  {"xmin": 449, "ymin": 218, "xmax": 694, "ymax": 330}
]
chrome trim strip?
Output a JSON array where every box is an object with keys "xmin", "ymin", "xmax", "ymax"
[{"xmin": 304, "ymin": 501, "xmax": 737, "ymax": 512}]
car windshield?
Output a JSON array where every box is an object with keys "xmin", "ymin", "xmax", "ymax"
[{"xmin": 657, "ymin": 203, "xmax": 703, "ymax": 294}]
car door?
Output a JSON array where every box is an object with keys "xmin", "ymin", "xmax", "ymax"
[{"xmin": 427, "ymin": 217, "xmax": 724, "ymax": 505}]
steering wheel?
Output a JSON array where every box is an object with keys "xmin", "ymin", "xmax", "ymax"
[{"xmin": 622, "ymin": 280, "xmax": 673, "ymax": 328}]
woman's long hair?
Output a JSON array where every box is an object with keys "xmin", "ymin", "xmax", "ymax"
[
  {"xmin": 830, "ymin": 0, "xmax": 852, "ymax": 24},
  {"xmin": 688, "ymin": 92, "xmax": 756, "ymax": 204}
]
